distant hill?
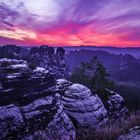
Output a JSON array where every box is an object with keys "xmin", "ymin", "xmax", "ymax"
[
  {"xmin": 66, "ymin": 49, "xmax": 140, "ymax": 83},
  {"xmin": 64, "ymin": 46, "xmax": 140, "ymax": 58}
]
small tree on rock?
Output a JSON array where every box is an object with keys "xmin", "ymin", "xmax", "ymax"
[{"xmin": 71, "ymin": 56, "xmax": 114, "ymax": 97}]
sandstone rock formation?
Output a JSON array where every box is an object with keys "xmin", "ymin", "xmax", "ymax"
[
  {"xmin": 0, "ymin": 58, "xmax": 75, "ymax": 140},
  {"xmin": 104, "ymin": 89, "xmax": 128, "ymax": 119},
  {"xmin": 0, "ymin": 45, "xmax": 69, "ymax": 79},
  {"xmin": 0, "ymin": 58, "xmax": 129, "ymax": 140},
  {"xmin": 58, "ymin": 81, "xmax": 108, "ymax": 128},
  {"xmin": 29, "ymin": 46, "xmax": 69, "ymax": 78}
]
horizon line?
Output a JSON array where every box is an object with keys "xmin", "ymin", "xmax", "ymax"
[{"xmin": 1, "ymin": 44, "xmax": 140, "ymax": 49}]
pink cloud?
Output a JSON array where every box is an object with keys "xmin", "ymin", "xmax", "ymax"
[{"xmin": 0, "ymin": 0, "xmax": 140, "ymax": 47}]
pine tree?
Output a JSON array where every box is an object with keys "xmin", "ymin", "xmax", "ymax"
[{"xmin": 71, "ymin": 57, "xmax": 114, "ymax": 96}]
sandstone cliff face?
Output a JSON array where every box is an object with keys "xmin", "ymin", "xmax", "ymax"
[
  {"xmin": 28, "ymin": 46, "xmax": 69, "ymax": 78},
  {"xmin": 0, "ymin": 58, "xmax": 128, "ymax": 140},
  {"xmin": 0, "ymin": 45, "xmax": 69, "ymax": 79},
  {"xmin": 0, "ymin": 58, "xmax": 75, "ymax": 140}
]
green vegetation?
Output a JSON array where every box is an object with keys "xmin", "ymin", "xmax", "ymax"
[
  {"xmin": 71, "ymin": 56, "xmax": 114, "ymax": 97},
  {"xmin": 71, "ymin": 56, "xmax": 140, "ymax": 111}
]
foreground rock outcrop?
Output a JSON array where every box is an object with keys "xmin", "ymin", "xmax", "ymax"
[
  {"xmin": 0, "ymin": 59, "xmax": 75, "ymax": 140},
  {"xmin": 0, "ymin": 58, "xmax": 128, "ymax": 140}
]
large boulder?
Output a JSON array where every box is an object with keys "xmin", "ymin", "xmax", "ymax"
[
  {"xmin": 56, "ymin": 79, "xmax": 129, "ymax": 128},
  {"xmin": 56, "ymin": 80, "xmax": 108, "ymax": 128}
]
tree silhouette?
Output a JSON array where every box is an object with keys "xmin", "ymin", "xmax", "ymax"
[{"xmin": 71, "ymin": 56, "xmax": 114, "ymax": 96}]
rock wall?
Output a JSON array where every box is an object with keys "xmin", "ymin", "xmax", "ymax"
[
  {"xmin": 28, "ymin": 46, "xmax": 69, "ymax": 78},
  {"xmin": 0, "ymin": 45, "xmax": 69, "ymax": 78},
  {"xmin": 0, "ymin": 59, "xmax": 75, "ymax": 140}
]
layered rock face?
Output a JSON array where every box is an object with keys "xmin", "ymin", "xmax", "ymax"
[
  {"xmin": 0, "ymin": 59, "xmax": 75, "ymax": 140},
  {"xmin": 0, "ymin": 45, "xmax": 69, "ymax": 78},
  {"xmin": 29, "ymin": 46, "xmax": 69, "ymax": 78},
  {"xmin": 0, "ymin": 57, "xmax": 129, "ymax": 140},
  {"xmin": 56, "ymin": 80, "xmax": 128, "ymax": 128},
  {"xmin": 56, "ymin": 80, "xmax": 108, "ymax": 128}
]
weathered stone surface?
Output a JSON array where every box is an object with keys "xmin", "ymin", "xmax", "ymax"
[
  {"xmin": 0, "ymin": 104, "xmax": 24, "ymax": 139},
  {"xmin": 28, "ymin": 46, "xmax": 69, "ymax": 78},
  {"xmin": 105, "ymin": 89, "xmax": 128, "ymax": 119},
  {"xmin": 56, "ymin": 79, "xmax": 129, "ymax": 128},
  {"xmin": 61, "ymin": 83, "xmax": 108, "ymax": 128},
  {"xmin": 0, "ymin": 58, "xmax": 129, "ymax": 140},
  {"xmin": 56, "ymin": 79, "xmax": 72, "ymax": 91},
  {"xmin": 118, "ymin": 126, "xmax": 140, "ymax": 140},
  {"xmin": 21, "ymin": 94, "xmax": 76, "ymax": 140},
  {"xmin": 0, "ymin": 45, "xmax": 69, "ymax": 79},
  {"xmin": 0, "ymin": 59, "xmax": 75, "ymax": 140}
]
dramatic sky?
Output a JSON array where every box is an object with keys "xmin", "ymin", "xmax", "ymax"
[{"xmin": 0, "ymin": 0, "xmax": 140, "ymax": 47}]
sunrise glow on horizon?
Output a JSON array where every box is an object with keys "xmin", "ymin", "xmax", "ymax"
[{"xmin": 0, "ymin": 0, "xmax": 140, "ymax": 47}]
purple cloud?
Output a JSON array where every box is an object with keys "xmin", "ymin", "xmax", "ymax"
[{"xmin": 0, "ymin": 0, "xmax": 140, "ymax": 46}]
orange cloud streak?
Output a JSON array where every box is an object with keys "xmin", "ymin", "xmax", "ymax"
[{"xmin": 1, "ymin": 26, "xmax": 140, "ymax": 47}]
